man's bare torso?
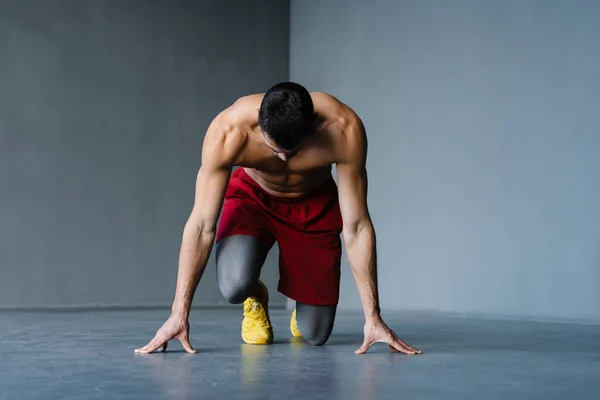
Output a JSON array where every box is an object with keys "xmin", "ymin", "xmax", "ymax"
[{"xmin": 217, "ymin": 92, "xmax": 359, "ymax": 198}]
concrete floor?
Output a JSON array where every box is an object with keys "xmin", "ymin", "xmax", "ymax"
[{"xmin": 1, "ymin": 309, "xmax": 599, "ymax": 400}]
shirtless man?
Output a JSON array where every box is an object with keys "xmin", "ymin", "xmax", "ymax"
[{"xmin": 135, "ymin": 82, "xmax": 421, "ymax": 355}]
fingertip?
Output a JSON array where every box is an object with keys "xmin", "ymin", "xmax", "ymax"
[{"xmin": 182, "ymin": 345, "xmax": 196, "ymax": 354}]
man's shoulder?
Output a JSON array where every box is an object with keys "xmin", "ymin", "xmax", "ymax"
[
  {"xmin": 310, "ymin": 93, "xmax": 366, "ymax": 163},
  {"xmin": 210, "ymin": 94, "xmax": 263, "ymax": 135},
  {"xmin": 228, "ymin": 93, "xmax": 263, "ymax": 119},
  {"xmin": 202, "ymin": 98, "xmax": 260, "ymax": 167},
  {"xmin": 312, "ymin": 92, "xmax": 361, "ymax": 125},
  {"xmin": 312, "ymin": 93, "xmax": 363, "ymax": 146}
]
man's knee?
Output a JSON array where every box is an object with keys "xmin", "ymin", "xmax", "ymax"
[
  {"xmin": 216, "ymin": 236, "xmax": 265, "ymax": 304},
  {"xmin": 296, "ymin": 303, "xmax": 337, "ymax": 346},
  {"xmin": 218, "ymin": 278, "xmax": 253, "ymax": 304},
  {"xmin": 303, "ymin": 331, "xmax": 331, "ymax": 346},
  {"xmin": 217, "ymin": 257, "xmax": 257, "ymax": 303}
]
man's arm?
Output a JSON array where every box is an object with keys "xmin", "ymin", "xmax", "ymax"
[
  {"xmin": 135, "ymin": 114, "xmax": 239, "ymax": 354},
  {"xmin": 336, "ymin": 119, "xmax": 380, "ymax": 320},
  {"xmin": 336, "ymin": 115, "xmax": 421, "ymax": 355},
  {"xmin": 171, "ymin": 150, "xmax": 231, "ymax": 318}
]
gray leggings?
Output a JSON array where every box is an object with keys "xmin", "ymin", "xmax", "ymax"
[{"xmin": 216, "ymin": 235, "xmax": 336, "ymax": 346}]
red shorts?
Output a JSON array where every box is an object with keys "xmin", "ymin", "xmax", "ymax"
[{"xmin": 216, "ymin": 168, "xmax": 343, "ymax": 305}]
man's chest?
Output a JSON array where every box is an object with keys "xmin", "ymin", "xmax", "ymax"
[{"xmin": 237, "ymin": 145, "xmax": 336, "ymax": 174}]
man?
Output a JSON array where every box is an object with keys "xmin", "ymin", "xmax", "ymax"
[{"xmin": 135, "ymin": 82, "xmax": 421, "ymax": 355}]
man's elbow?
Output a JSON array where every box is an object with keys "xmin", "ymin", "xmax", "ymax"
[
  {"xmin": 342, "ymin": 218, "xmax": 373, "ymax": 245},
  {"xmin": 185, "ymin": 218, "xmax": 217, "ymax": 237}
]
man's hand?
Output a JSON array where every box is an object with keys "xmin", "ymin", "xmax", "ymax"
[
  {"xmin": 134, "ymin": 314, "xmax": 196, "ymax": 354},
  {"xmin": 355, "ymin": 318, "xmax": 422, "ymax": 355}
]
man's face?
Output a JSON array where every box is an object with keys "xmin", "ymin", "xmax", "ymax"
[{"xmin": 262, "ymin": 134, "xmax": 302, "ymax": 161}]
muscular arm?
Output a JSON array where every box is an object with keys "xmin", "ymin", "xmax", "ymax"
[
  {"xmin": 171, "ymin": 117, "xmax": 240, "ymax": 317},
  {"xmin": 135, "ymin": 109, "xmax": 246, "ymax": 354},
  {"xmin": 171, "ymin": 166, "xmax": 229, "ymax": 317},
  {"xmin": 336, "ymin": 118, "xmax": 380, "ymax": 321},
  {"xmin": 336, "ymin": 114, "xmax": 420, "ymax": 355}
]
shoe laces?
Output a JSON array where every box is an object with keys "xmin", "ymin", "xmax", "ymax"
[{"xmin": 243, "ymin": 298, "xmax": 271, "ymax": 328}]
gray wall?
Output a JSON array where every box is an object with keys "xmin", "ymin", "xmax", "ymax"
[
  {"xmin": 291, "ymin": 0, "xmax": 600, "ymax": 321},
  {"xmin": 0, "ymin": 0, "xmax": 289, "ymax": 308}
]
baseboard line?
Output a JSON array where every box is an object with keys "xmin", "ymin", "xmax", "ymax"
[{"xmin": 4, "ymin": 305, "xmax": 597, "ymax": 326}]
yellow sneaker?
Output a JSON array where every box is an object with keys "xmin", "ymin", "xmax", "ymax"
[
  {"xmin": 290, "ymin": 308, "xmax": 302, "ymax": 338},
  {"xmin": 242, "ymin": 280, "xmax": 273, "ymax": 345}
]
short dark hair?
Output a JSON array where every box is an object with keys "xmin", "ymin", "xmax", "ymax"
[{"xmin": 258, "ymin": 82, "xmax": 315, "ymax": 150}]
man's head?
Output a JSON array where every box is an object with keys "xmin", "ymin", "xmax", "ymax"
[{"xmin": 258, "ymin": 82, "xmax": 316, "ymax": 161}]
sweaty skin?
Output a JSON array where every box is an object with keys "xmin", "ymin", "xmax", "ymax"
[{"xmin": 135, "ymin": 92, "xmax": 421, "ymax": 355}]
